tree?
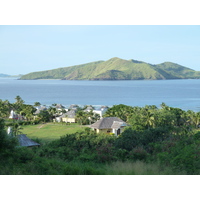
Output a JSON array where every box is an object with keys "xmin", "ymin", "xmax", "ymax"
[
  {"xmin": 0, "ymin": 100, "xmax": 11, "ymax": 118},
  {"xmin": 0, "ymin": 119, "xmax": 17, "ymax": 152},
  {"xmin": 76, "ymin": 110, "xmax": 88, "ymax": 125},
  {"xmin": 12, "ymin": 123, "xmax": 23, "ymax": 137},
  {"xmin": 13, "ymin": 95, "xmax": 25, "ymax": 113},
  {"xmin": 15, "ymin": 95, "xmax": 24, "ymax": 105},
  {"xmin": 20, "ymin": 104, "xmax": 36, "ymax": 121},
  {"xmin": 90, "ymin": 113, "xmax": 100, "ymax": 124},
  {"xmin": 104, "ymin": 104, "xmax": 134, "ymax": 122},
  {"xmin": 142, "ymin": 109, "xmax": 155, "ymax": 129},
  {"xmin": 34, "ymin": 102, "xmax": 41, "ymax": 107},
  {"xmin": 187, "ymin": 110, "xmax": 200, "ymax": 128},
  {"xmin": 37, "ymin": 110, "xmax": 51, "ymax": 123}
]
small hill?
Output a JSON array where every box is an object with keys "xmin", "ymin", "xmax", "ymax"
[
  {"xmin": 0, "ymin": 74, "xmax": 10, "ymax": 77},
  {"xmin": 156, "ymin": 62, "xmax": 200, "ymax": 79},
  {"xmin": 20, "ymin": 57, "xmax": 200, "ymax": 80}
]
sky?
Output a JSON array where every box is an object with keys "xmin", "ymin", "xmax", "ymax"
[{"xmin": 0, "ymin": 25, "xmax": 200, "ymax": 75}]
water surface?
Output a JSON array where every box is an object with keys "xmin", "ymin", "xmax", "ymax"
[{"xmin": 0, "ymin": 78, "xmax": 200, "ymax": 111}]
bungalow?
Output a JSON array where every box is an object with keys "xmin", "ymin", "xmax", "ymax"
[
  {"xmin": 34, "ymin": 106, "xmax": 47, "ymax": 115},
  {"xmin": 17, "ymin": 134, "xmax": 40, "ymax": 148},
  {"xmin": 9, "ymin": 110, "xmax": 23, "ymax": 120},
  {"xmin": 84, "ymin": 105, "xmax": 94, "ymax": 112},
  {"xmin": 61, "ymin": 109, "xmax": 76, "ymax": 123},
  {"xmin": 90, "ymin": 117, "xmax": 128, "ymax": 136},
  {"xmin": 55, "ymin": 104, "xmax": 65, "ymax": 110},
  {"xmin": 93, "ymin": 106, "xmax": 109, "ymax": 118},
  {"xmin": 68, "ymin": 104, "xmax": 79, "ymax": 111}
]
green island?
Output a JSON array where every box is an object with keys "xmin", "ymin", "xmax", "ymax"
[
  {"xmin": 1, "ymin": 96, "xmax": 200, "ymax": 175},
  {"xmin": 20, "ymin": 57, "xmax": 200, "ymax": 80}
]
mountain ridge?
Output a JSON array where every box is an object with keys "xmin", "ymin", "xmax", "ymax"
[{"xmin": 20, "ymin": 57, "xmax": 200, "ymax": 80}]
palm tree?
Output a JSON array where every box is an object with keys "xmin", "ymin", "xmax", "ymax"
[
  {"xmin": 15, "ymin": 95, "xmax": 24, "ymax": 105},
  {"xmin": 141, "ymin": 108, "xmax": 155, "ymax": 129},
  {"xmin": 12, "ymin": 123, "xmax": 23, "ymax": 137},
  {"xmin": 76, "ymin": 110, "xmax": 87, "ymax": 125}
]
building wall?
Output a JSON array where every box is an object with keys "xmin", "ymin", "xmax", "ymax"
[
  {"xmin": 112, "ymin": 127, "xmax": 126, "ymax": 136},
  {"xmin": 62, "ymin": 117, "xmax": 76, "ymax": 123},
  {"xmin": 94, "ymin": 128, "xmax": 112, "ymax": 134},
  {"xmin": 93, "ymin": 109, "xmax": 108, "ymax": 118}
]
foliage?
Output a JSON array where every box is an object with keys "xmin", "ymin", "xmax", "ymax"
[
  {"xmin": 153, "ymin": 134, "xmax": 200, "ymax": 174},
  {"xmin": 0, "ymin": 119, "xmax": 18, "ymax": 158},
  {"xmin": 1, "ymin": 102, "xmax": 200, "ymax": 175},
  {"xmin": 37, "ymin": 110, "xmax": 51, "ymax": 123}
]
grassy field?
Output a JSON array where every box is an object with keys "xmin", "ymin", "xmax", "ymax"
[{"xmin": 21, "ymin": 123, "xmax": 86, "ymax": 142}]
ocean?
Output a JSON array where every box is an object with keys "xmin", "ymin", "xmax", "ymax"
[{"xmin": 0, "ymin": 78, "xmax": 200, "ymax": 111}]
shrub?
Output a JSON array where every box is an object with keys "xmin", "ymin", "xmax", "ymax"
[{"xmin": 128, "ymin": 146, "xmax": 149, "ymax": 161}]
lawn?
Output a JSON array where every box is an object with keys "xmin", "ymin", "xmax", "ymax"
[{"xmin": 21, "ymin": 123, "xmax": 86, "ymax": 142}]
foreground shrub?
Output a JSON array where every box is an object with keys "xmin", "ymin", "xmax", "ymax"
[
  {"xmin": 104, "ymin": 161, "xmax": 185, "ymax": 175},
  {"xmin": 63, "ymin": 161, "xmax": 105, "ymax": 175}
]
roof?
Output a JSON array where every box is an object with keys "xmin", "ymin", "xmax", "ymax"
[
  {"xmin": 90, "ymin": 117, "xmax": 125, "ymax": 129},
  {"xmin": 84, "ymin": 106, "xmax": 94, "ymax": 111},
  {"xmin": 100, "ymin": 106, "xmax": 108, "ymax": 109},
  {"xmin": 62, "ymin": 110, "xmax": 76, "ymax": 118},
  {"xmin": 56, "ymin": 104, "xmax": 65, "ymax": 109},
  {"xmin": 68, "ymin": 104, "xmax": 79, "ymax": 109},
  {"xmin": 111, "ymin": 121, "xmax": 127, "ymax": 129},
  {"xmin": 17, "ymin": 134, "xmax": 40, "ymax": 147},
  {"xmin": 34, "ymin": 106, "xmax": 47, "ymax": 114}
]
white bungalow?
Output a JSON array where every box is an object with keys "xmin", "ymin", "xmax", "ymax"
[
  {"xmin": 9, "ymin": 110, "xmax": 23, "ymax": 120},
  {"xmin": 93, "ymin": 106, "xmax": 108, "ymax": 118}
]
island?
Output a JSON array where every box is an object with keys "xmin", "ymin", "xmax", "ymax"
[{"xmin": 20, "ymin": 57, "xmax": 200, "ymax": 80}]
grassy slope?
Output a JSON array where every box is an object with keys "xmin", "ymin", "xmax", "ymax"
[
  {"xmin": 20, "ymin": 57, "xmax": 200, "ymax": 80},
  {"xmin": 22, "ymin": 123, "xmax": 85, "ymax": 142},
  {"xmin": 157, "ymin": 62, "xmax": 200, "ymax": 78}
]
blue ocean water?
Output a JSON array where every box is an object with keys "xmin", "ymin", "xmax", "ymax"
[{"xmin": 0, "ymin": 78, "xmax": 200, "ymax": 111}]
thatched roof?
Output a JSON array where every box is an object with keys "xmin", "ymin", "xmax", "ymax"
[
  {"xmin": 17, "ymin": 134, "xmax": 40, "ymax": 147},
  {"xmin": 34, "ymin": 106, "xmax": 47, "ymax": 114},
  {"xmin": 56, "ymin": 104, "xmax": 65, "ymax": 109},
  {"xmin": 84, "ymin": 106, "xmax": 94, "ymax": 112},
  {"xmin": 68, "ymin": 104, "xmax": 79, "ymax": 110},
  {"xmin": 111, "ymin": 121, "xmax": 127, "ymax": 129},
  {"xmin": 61, "ymin": 110, "xmax": 76, "ymax": 118},
  {"xmin": 90, "ymin": 117, "xmax": 125, "ymax": 129}
]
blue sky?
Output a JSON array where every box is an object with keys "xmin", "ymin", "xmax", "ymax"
[{"xmin": 1, "ymin": 25, "xmax": 200, "ymax": 75}]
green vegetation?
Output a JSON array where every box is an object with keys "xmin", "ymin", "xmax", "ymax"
[
  {"xmin": 1, "ymin": 97, "xmax": 200, "ymax": 175},
  {"xmin": 20, "ymin": 57, "xmax": 200, "ymax": 80}
]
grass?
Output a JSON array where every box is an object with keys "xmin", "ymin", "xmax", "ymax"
[
  {"xmin": 104, "ymin": 161, "xmax": 185, "ymax": 175},
  {"xmin": 21, "ymin": 122, "xmax": 85, "ymax": 142}
]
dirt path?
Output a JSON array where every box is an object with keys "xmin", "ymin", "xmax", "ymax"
[{"xmin": 38, "ymin": 124, "xmax": 46, "ymax": 129}]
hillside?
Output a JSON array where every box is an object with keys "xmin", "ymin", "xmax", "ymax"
[
  {"xmin": 20, "ymin": 57, "xmax": 200, "ymax": 80},
  {"xmin": 0, "ymin": 74, "xmax": 10, "ymax": 77}
]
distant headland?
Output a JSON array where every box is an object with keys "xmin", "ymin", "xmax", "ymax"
[{"xmin": 20, "ymin": 57, "xmax": 200, "ymax": 80}]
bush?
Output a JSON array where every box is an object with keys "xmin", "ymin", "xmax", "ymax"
[
  {"xmin": 155, "ymin": 135, "xmax": 200, "ymax": 174},
  {"xmin": 128, "ymin": 147, "xmax": 149, "ymax": 161},
  {"xmin": 63, "ymin": 161, "xmax": 105, "ymax": 175}
]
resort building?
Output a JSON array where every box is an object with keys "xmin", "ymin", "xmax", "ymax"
[
  {"xmin": 90, "ymin": 117, "xmax": 128, "ymax": 136},
  {"xmin": 17, "ymin": 134, "xmax": 40, "ymax": 148},
  {"xmin": 93, "ymin": 106, "xmax": 109, "ymax": 118}
]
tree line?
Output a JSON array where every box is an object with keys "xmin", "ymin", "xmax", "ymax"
[{"xmin": 0, "ymin": 96, "xmax": 100, "ymax": 126}]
